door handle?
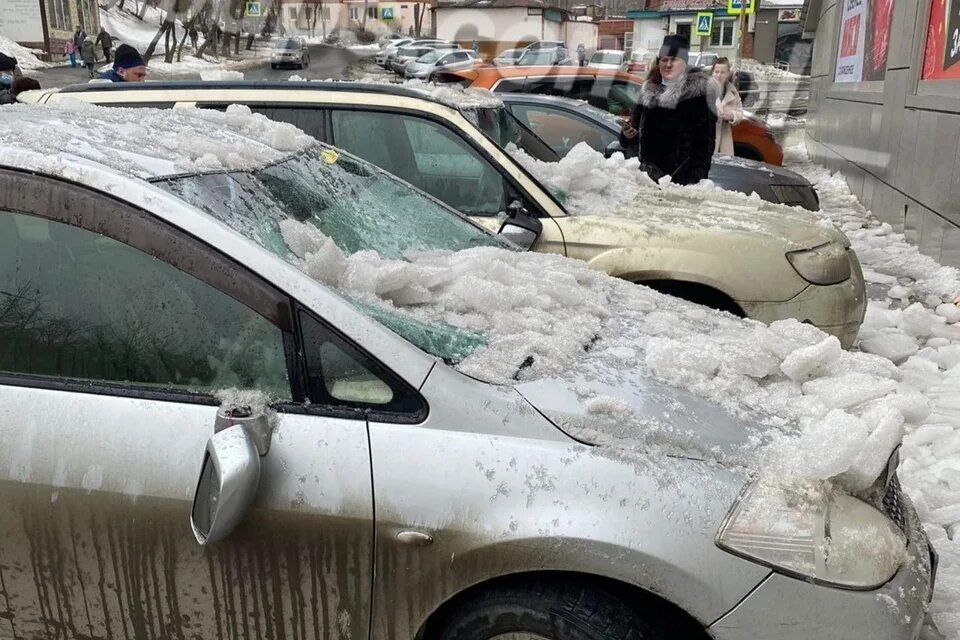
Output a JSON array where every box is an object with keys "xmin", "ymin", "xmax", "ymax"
[{"xmin": 396, "ymin": 531, "xmax": 434, "ymax": 547}]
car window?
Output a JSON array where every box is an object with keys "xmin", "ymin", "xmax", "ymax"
[
  {"xmin": 509, "ymin": 103, "xmax": 617, "ymax": 155},
  {"xmin": 0, "ymin": 210, "xmax": 291, "ymax": 399},
  {"xmin": 492, "ymin": 78, "xmax": 526, "ymax": 92},
  {"xmin": 243, "ymin": 106, "xmax": 326, "ymax": 141},
  {"xmin": 330, "ymin": 110, "xmax": 508, "ymax": 216}
]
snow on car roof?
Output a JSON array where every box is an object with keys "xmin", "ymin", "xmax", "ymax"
[{"xmin": 0, "ymin": 102, "xmax": 316, "ymax": 180}]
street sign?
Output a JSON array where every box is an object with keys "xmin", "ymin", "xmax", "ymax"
[
  {"xmin": 726, "ymin": 0, "xmax": 755, "ymax": 15},
  {"xmin": 380, "ymin": 6, "xmax": 395, "ymax": 20},
  {"xmin": 695, "ymin": 12, "xmax": 713, "ymax": 37},
  {"xmin": 245, "ymin": 0, "xmax": 261, "ymax": 17}
]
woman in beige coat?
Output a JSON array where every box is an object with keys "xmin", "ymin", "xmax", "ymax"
[{"xmin": 711, "ymin": 57, "xmax": 743, "ymax": 156}]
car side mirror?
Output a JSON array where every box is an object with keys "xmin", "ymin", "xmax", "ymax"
[
  {"xmin": 605, "ymin": 140, "xmax": 625, "ymax": 158},
  {"xmin": 498, "ymin": 201, "xmax": 543, "ymax": 250},
  {"xmin": 190, "ymin": 406, "xmax": 273, "ymax": 545}
]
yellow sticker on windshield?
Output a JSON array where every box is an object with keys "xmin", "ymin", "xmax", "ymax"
[{"xmin": 321, "ymin": 149, "xmax": 339, "ymax": 165}]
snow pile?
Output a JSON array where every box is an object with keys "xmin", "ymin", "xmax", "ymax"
[
  {"xmin": 199, "ymin": 68, "xmax": 245, "ymax": 80},
  {"xmin": 510, "ymin": 142, "xmax": 830, "ymax": 241},
  {"xmin": 782, "ymin": 143, "xmax": 960, "ymax": 637},
  {"xmin": 738, "ymin": 58, "xmax": 804, "ymax": 80},
  {"xmin": 0, "ymin": 35, "xmax": 48, "ymax": 71},
  {"xmin": 0, "ymin": 103, "xmax": 315, "ymax": 178}
]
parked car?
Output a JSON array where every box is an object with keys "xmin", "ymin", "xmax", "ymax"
[
  {"xmin": 404, "ymin": 48, "xmax": 478, "ymax": 80},
  {"xmin": 493, "ymin": 47, "xmax": 525, "ymax": 66},
  {"xmin": 623, "ymin": 47, "xmax": 656, "ymax": 75},
  {"xmin": 375, "ymin": 37, "xmax": 414, "ymax": 66},
  {"xmin": 498, "ymin": 92, "xmax": 819, "ymax": 210},
  {"xmin": 688, "ymin": 51, "xmax": 719, "ymax": 68},
  {"xmin": 391, "ymin": 42, "xmax": 457, "ymax": 74},
  {"xmin": 587, "ymin": 49, "xmax": 625, "ymax": 69},
  {"xmin": 440, "ymin": 66, "xmax": 785, "ymax": 165},
  {"xmin": 270, "ymin": 37, "xmax": 309, "ymax": 69},
  {"xmin": 524, "ymin": 39, "xmax": 565, "ymax": 50},
  {"xmin": 0, "ymin": 100, "xmax": 934, "ymax": 640},
  {"xmin": 516, "ymin": 46, "xmax": 572, "ymax": 66},
  {"xmin": 27, "ymin": 81, "xmax": 864, "ymax": 346}
]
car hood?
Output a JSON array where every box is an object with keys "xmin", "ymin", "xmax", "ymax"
[{"xmin": 515, "ymin": 368, "xmax": 756, "ymax": 465}]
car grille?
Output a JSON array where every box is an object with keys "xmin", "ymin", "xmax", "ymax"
[{"xmin": 881, "ymin": 473, "xmax": 907, "ymax": 533}]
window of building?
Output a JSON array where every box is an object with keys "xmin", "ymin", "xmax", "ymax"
[
  {"xmin": 349, "ymin": 6, "xmax": 359, "ymax": 20},
  {"xmin": 51, "ymin": 0, "xmax": 71, "ymax": 31},
  {"xmin": 624, "ymin": 31, "xmax": 633, "ymax": 52},
  {"xmin": 710, "ymin": 19, "xmax": 735, "ymax": 47},
  {"xmin": 367, "ymin": 6, "xmax": 377, "ymax": 18},
  {"xmin": 288, "ymin": 6, "xmax": 297, "ymax": 19}
]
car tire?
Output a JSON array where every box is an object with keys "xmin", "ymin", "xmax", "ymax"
[
  {"xmin": 432, "ymin": 579, "xmax": 671, "ymax": 640},
  {"xmin": 271, "ymin": 63, "xmax": 278, "ymax": 69}
]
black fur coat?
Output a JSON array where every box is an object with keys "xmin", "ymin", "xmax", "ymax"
[{"xmin": 620, "ymin": 68, "xmax": 718, "ymax": 185}]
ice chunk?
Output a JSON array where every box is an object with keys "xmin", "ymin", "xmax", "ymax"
[
  {"xmin": 780, "ymin": 335, "xmax": 841, "ymax": 381},
  {"xmin": 936, "ymin": 303, "xmax": 960, "ymax": 324},
  {"xmin": 841, "ymin": 406, "xmax": 905, "ymax": 491},
  {"xmin": 858, "ymin": 332, "xmax": 919, "ymax": 363},
  {"xmin": 801, "ymin": 373, "xmax": 898, "ymax": 409}
]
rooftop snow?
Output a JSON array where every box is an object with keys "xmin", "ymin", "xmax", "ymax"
[{"xmin": 0, "ymin": 103, "xmax": 315, "ymax": 179}]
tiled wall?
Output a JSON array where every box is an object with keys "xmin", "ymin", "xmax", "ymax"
[{"xmin": 805, "ymin": 0, "xmax": 960, "ymax": 268}]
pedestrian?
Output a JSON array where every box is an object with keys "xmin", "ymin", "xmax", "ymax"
[
  {"xmin": 97, "ymin": 27, "xmax": 113, "ymax": 63},
  {"xmin": 80, "ymin": 36, "xmax": 97, "ymax": 77},
  {"xmin": 64, "ymin": 39, "xmax": 77, "ymax": 68},
  {"xmin": 711, "ymin": 57, "xmax": 743, "ymax": 156},
  {"xmin": 0, "ymin": 51, "xmax": 20, "ymax": 86},
  {"xmin": 618, "ymin": 35, "xmax": 717, "ymax": 185},
  {"xmin": 73, "ymin": 25, "xmax": 87, "ymax": 50},
  {"xmin": 0, "ymin": 77, "xmax": 41, "ymax": 104},
  {"xmin": 472, "ymin": 39, "xmax": 479, "ymax": 55},
  {"xmin": 189, "ymin": 25, "xmax": 199, "ymax": 51},
  {"xmin": 100, "ymin": 43, "xmax": 147, "ymax": 82},
  {"xmin": 577, "ymin": 42, "xmax": 586, "ymax": 67}
]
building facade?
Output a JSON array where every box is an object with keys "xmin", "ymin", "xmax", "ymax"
[
  {"xmin": 804, "ymin": 0, "xmax": 960, "ymax": 268},
  {"xmin": 1, "ymin": 0, "xmax": 101, "ymax": 56},
  {"xmin": 433, "ymin": 0, "xmax": 597, "ymax": 58},
  {"xmin": 627, "ymin": 1, "xmax": 743, "ymax": 59}
]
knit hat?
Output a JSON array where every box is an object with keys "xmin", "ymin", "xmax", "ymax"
[
  {"xmin": 0, "ymin": 52, "xmax": 18, "ymax": 72},
  {"xmin": 113, "ymin": 43, "xmax": 145, "ymax": 70},
  {"xmin": 659, "ymin": 34, "xmax": 690, "ymax": 63}
]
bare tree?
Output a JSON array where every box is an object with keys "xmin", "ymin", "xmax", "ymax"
[{"xmin": 360, "ymin": 0, "xmax": 368, "ymax": 31}]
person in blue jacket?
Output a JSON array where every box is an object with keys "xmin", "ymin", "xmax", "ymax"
[{"xmin": 100, "ymin": 44, "xmax": 146, "ymax": 82}]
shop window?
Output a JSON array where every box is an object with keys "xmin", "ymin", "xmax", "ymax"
[
  {"xmin": 922, "ymin": 0, "xmax": 960, "ymax": 80},
  {"xmin": 834, "ymin": 0, "xmax": 895, "ymax": 82}
]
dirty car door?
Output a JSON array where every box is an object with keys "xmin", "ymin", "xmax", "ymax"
[{"xmin": 0, "ymin": 173, "xmax": 373, "ymax": 640}]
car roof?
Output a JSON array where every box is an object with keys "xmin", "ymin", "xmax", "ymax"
[{"xmin": 498, "ymin": 92, "xmax": 619, "ymax": 128}]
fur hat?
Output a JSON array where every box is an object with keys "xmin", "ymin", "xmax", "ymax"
[
  {"xmin": 113, "ymin": 43, "xmax": 145, "ymax": 70},
  {"xmin": 659, "ymin": 34, "xmax": 690, "ymax": 63}
]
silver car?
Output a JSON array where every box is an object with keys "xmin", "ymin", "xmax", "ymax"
[
  {"xmin": 270, "ymin": 37, "xmax": 309, "ymax": 69},
  {"xmin": 390, "ymin": 42, "xmax": 457, "ymax": 74},
  {"xmin": 375, "ymin": 37, "xmax": 414, "ymax": 67},
  {"xmin": 517, "ymin": 46, "xmax": 572, "ymax": 66},
  {"xmin": 588, "ymin": 49, "xmax": 626, "ymax": 69},
  {"xmin": 493, "ymin": 47, "xmax": 525, "ymax": 66},
  {"xmin": 0, "ymin": 103, "xmax": 936, "ymax": 640},
  {"xmin": 404, "ymin": 48, "xmax": 477, "ymax": 80}
]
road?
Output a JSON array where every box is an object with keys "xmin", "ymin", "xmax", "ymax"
[{"xmin": 28, "ymin": 43, "xmax": 371, "ymax": 89}]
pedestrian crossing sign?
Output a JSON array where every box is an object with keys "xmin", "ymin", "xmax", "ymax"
[
  {"xmin": 380, "ymin": 6, "xmax": 395, "ymax": 20},
  {"xmin": 695, "ymin": 12, "xmax": 713, "ymax": 37},
  {"xmin": 726, "ymin": 0, "xmax": 755, "ymax": 15},
  {"xmin": 245, "ymin": 0, "xmax": 261, "ymax": 16}
]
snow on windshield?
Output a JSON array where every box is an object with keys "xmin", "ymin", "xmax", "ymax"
[{"xmin": 0, "ymin": 103, "xmax": 315, "ymax": 179}]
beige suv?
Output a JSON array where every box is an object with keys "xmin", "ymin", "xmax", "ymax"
[{"xmin": 25, "ymin": 81, "xmax": 867, "ymax": 346}]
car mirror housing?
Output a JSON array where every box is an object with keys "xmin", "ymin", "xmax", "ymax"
[
  {"xmin": 605, "ymin": 140, "xmax": 625, "ymax": 159},
  {"xmin": 498, "ymin": 204, "xmax": 542, "ymax": 250},
  {"xmin": 190, "ymin": 425, "xmax": 261, "ymax": 545}
]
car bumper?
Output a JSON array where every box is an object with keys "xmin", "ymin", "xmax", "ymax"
[
  {"xmin": 406, "ymin": 68, "xmax": 430, "ymax": 78},
  {"xmin": 737, "ymin": 250, "xmax": 867, "ymax": 349},
  {"xmin": 390, "ymin": 62, "xmax": 406, "ymax": 73},
  {"xmin": 708, "ymin": 496, "xmax": 935, "ymax": 640}
]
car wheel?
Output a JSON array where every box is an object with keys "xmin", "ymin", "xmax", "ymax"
[
  {"xmin": 432, "ymin": 580, "xmax": 671, "ymax": 640},
  {"xmin": 271, "ymin": 63, "xmax": 278, "ymax": 69}
]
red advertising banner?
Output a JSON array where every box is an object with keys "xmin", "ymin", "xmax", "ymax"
[
  {"xmin": 923, "ymin": 0, "xmax": 960, "ymax": 80},
  {"xmin": 835, "ymin": 0, "xmax": 893, "ymax": 82}
]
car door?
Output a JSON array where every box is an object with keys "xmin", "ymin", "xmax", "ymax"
[
  {"xmin": 507, "ymin": 101, "xmax": 617, "ymax": 155},
  {"xmin": 0, "ymin": 171, "xmax": 374, "ymax": 640},
  {"xmin": 445, "ymin": 51, "xmax": 473, "ymax": 72}
]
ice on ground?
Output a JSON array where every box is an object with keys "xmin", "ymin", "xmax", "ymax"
[
  {"xmin": 0, "ymin": 35, "xmax": 49, "ymax": 71},
  {"xmin": 0, "ymin": 103, "xmax": 315, "ymax": 178}
]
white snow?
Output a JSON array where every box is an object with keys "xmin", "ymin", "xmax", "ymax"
[
  {"xmin": 0, "ymin": 35, "xmax": 49, "ymax": 71},
  {"xmin": 199, "ymin": 69, "xmax": 245, "ymax": 81},
  {"xmin": 0, "ymin": 103, "xmax": 315, "ymax": 178}
]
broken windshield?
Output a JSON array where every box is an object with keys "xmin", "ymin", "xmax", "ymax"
[{"xmin": 154, "ymin": 146, "xmax": 499, "ymax": 361}]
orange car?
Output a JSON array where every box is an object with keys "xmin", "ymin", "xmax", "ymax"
[{"xmin": 442, "ymin": 66, "xmax": 784, "ymax": 166}]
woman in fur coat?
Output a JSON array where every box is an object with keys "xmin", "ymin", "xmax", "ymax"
[
  {"xmin": 619, "ymin": 35, "xmax": 718, "ymax": 185},
  {"xmin": 711, "ymin": 57, "xmax": 744, "ymax": 156}
]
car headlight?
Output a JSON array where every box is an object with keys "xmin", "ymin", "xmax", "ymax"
[
  {"xmin": 717, "ymin": 482, "xmax": 906, "ymax": 589},
  {"xmin": 786, "ymin": 242, "xmax": 851, "ymax": 285}
]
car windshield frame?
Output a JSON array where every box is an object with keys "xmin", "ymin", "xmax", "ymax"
[
  {"xmin": 416, "ymin": 50, "xmax": 442, "ymax": 64},
  {"xmin": 150, "ymin": 145, "xmax": 508, "ymax": 364},
  {"xmin": 519, "ymin": 50, "xmax": 557, "ymax": 65}
]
